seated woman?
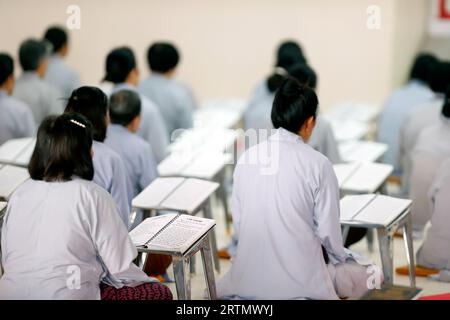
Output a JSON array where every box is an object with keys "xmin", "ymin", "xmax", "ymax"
[
  {"xmin": 416, "ymin": 158, "xmax": 450, "ymax": 271},
  {"xmin": 217, "ymin": 78, "xmax": 377, "ymax": 300},
  {"xmin": 0, "ymin": 113, "xmax": 172, "ymax": 300}
]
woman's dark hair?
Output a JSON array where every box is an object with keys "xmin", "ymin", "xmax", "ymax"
[
  {"xmin": 276, "ymin": 40, "xmax": 307, "ymax": 70},
  {"xmin": 266, "ymin": 68, "xmax": 288, "ymax": 93},
  {"xmin": 28, "ymin": 113, "xmax": 94, "ymax": 182},
  {"xmin": 65, "ymin": 86, "xmax": 108, "ymax": 141},
  {"xmin": 430, "ymin": 61, "xmax": 450, "ymax": 94},
  {"xmin": 0, "ymin": 53, "xmax": 14, "ymax": 85},
  {"xmin": 104, "ymin": 47, "xmax": 136, "ymax": 83},
  {"xmin": 442, "ymin": 85, "xmax": 450, "ymax": 118},
  {"xmin": 410, "ymin": 53, "xmax": 439, "ymax": 85},
  {"xmin": 44, "ymin": 26, "xmax": 68, "ymax": 54},
  {"xmin": 109, "ymin": 89, "xmax": 141, "ymax": 126},
  {"xmin": 147, "ymin": 42, "xmax": 180, "ymax": 73},
  {"xmin": 271, "ymin": 77, "xmax": 318, "ymax": 134},
  {"xmin": 288, "ymin": 63, "xmax": 317, "ymax": 89}
]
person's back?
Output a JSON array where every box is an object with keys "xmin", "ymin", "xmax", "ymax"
[
  {"xmin": 0, "ymin": 92, "xmax": 35, "ymax": 145},
  {"xmin": 410, "ymin": 112, "xmax": 450, "ymax": 229},
  {"xmin": 416, "ymin": 159, "xmax": 450, "ymax": 269},
  {"xmin": 378, "ymin": 54, "xmax": 438, "ymax": 169},
  {"xmin": 138, "ymin": 42, "xmax": 195, "ymax": 138},
  {"xmin": 13, "ymin": 39, "xmax": 63, "ymax": 125}
]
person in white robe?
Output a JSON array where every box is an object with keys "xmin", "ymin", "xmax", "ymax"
[
  {"xmin": 399, "ymin": 61, "xmax": 450, "ymax": 194},
  {"xmin": 0, "ymin": 53, "xmax": 35, "ymax": 144},
  {"xmin": 416, "ymin": 158, "xmax": 450, "ymax": 270},
  {"xmin": 217, "ymin": 78, "xmax": 375, "ymax": 300},
  {"xmin": 43, "ymin": 26, "xmax": 80, "ymax": 99},
  {"xmin": 104, "ymin": 47, "xmax": 168, "ymax": 163},
  {"xmin": 0, "ymin": 113, "xmax": 171, "ymax": 300},
  {"xmin": 104, "ymin": 89, "xmax": 158, "ymax": 227},
  {"xmin": 138, "ymin": 42, "xmax": 197, "ymax": 139},
  {"xmin": 13, "ymin": 39, "xmax": 64, "ymax": 126},
  {"xmin": 409, "ymin": 95, "xmax": 450, "ymax": 230},
  {"xmin": 64, "ymin": 86, "xmax": 133, "ymax": 228},
  {"xmin": 377, "ymin": 54, "xmax": 438, "ymax": 172}
]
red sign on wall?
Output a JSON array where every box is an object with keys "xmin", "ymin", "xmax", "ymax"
[{"xmin": 439, "ymin": 0, "xmax": 450, "ymax": 19}]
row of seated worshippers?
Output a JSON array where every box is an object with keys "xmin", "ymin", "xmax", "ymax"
[{"xmin": 377, "ymin": 54, "xmax": 450, "ymax": 278}]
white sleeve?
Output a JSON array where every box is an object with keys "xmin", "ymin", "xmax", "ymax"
[
  {"xmin": 313, "ymin": 160, "xmax": 348, "ymax": 264},
  {"xmin": 88, "ymin": 188, "xmax": 151, "ymax": 287}
]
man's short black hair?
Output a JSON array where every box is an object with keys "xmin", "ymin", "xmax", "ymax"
[
  {"xmin": 271, "ymin": 77, "xmax": 318, "ymax": 134},
  {"xmin": 288, "ymin": 63, "xmax": 317, "ymax": 90},
  {"xmin": 109, "ymin": 89, "xmax": 141, "ymax": 127},
  {"xmin": 410, "ymin": 53, "xmax": 439, "ymax": 85},
  {"xmin": 28, "ymin": 113, "xmax": 94, "ymax": 182},
  {"xmin": 147, "ymin": 42, "xmax": 180, "ymax": 73},
  {"xmin": 18, "ymin": 38, "xmax": 49, "ymax": 71},
  {"xmin": 65, "ymin": 86, "xmax": 109, "ymax": 142},
  {"xmin": 44, "ymin": 26, "xmax": 68, "ymax": 53},
  {"xmin": 104, "ymin": 47, "xmax": 136, "ymax": 84},
  {"xmin": 430, "ymin": 61, "xmax": 450, "ymax": 94},
  {"xmin": 276, "ymin": 40, "xmax": 307, "ymax": 70},
  {"xmin": 0, "ymin": 53, "xmax": 14, "ymax": 85}
]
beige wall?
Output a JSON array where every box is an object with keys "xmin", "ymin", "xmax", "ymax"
[{"xmin": 0, "ymin": 0, "xmax": 428, "ymax": 110}]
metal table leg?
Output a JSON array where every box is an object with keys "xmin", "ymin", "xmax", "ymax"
[
  {"xmin": 173, "ymin": 256, "xmax": 191, "ymax": 300},
  {"xmin": 217, "ymin": 171, "xmax": 231, "ymax": 232},
  {"xmin": 201, "ymin": 234, "xmax": 218, "ymax": 300},
  {"xmin": 203, "ymin": 199, "xmax": 220, "ymax": 273},
  {"xmin": 403, "ymin": 215, "xmax": 416, "ymax": 287},
  {"xmin": 377, "ymin": 228, "xmax": 394, "ymax": 285}
]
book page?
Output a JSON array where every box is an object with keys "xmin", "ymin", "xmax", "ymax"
[
  {"xmin": 0, "ymin": 138, "xmax": 32, "ymax": 164},
  {"xmin": 354, "ymin": 195, "xmax": 412, "ymax": 226},
  {"xmin": 182, "ymin": 152, "xmax": 231, "ymax": 179},
  {"xmin": 132, "ymin": 177, "xmax": 184, "ymax": 209},
  {"xmin": 14, "ymin": 139, "xmax": 36, "ymax": 167},
  {"xmin": 340, "ymin": 194, "xmax": 377, "ymax": 222},
  {"xmin": 342, "ymin": 162, "xmax": 393, "ymax": 193},
  {"xmin": 0, "ymin": 165, "xmax": 30, "ymax": 200},
  {"xmin": 148, "ymin": 214, "xmax": 215, "ymax": 253},
  {"xmin": 161, "ymin": 178, "xmax": 219, "ymax": 213},
  {"xmin": 128, "ymin": 213, "xmax": 178, "ymax": 246},
  {"xmin": 333, "ymin": 163, "xmax": 360, "ymax": 187}
]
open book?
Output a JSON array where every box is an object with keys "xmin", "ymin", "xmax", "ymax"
[
  {"xmin": 361, "ymin": 285, "xmax": 422, "ymax": 300},
  {"xmin": 0, "ymin": 137, "xmax": 35, "ymax": 167},
  {"xmin": 340, "ymin": 194, "xmax": 412, "ymax": 226},
  {"xmin": 0, "ymin": 165, "xmax": 30, "ymax": 200},
  {"xmin": 129, "ymin": 213, "xmax": 216, "ymax": 254},
  {"xmin": 132, "ymin": 177, "xmax": 219, "ymax": 214},
  {"xmin": 333, "ymin": 162, "xmax": 393, "ymax": 193},
  {"xmin": 338, "ymin": 141, "xmax": 388, "ymax": 163}
]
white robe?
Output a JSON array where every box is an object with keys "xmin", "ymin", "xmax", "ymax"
[
  {"xmin": 92, "ymin": 141, "xmax": 132, "ymax": 229},
  {"xmin": 416, "ymin": 158, "xmax": 450, "ymax": 269},
  {"xmin": 217, "ymin": 128, "xmax": 372, "ymax": 300},
  {"xmin": 111, "ymin": 83, "xmax": 168, "ymax": 163},
  {"xmin": 399, "ymin": 96, "xmax": 443, "ymax": 193},
  {"xmin": 0, "ymin": 178, "xmax": 151, "ymax": 300},
  {"xmin": 0, "ymin": 90, "xmax": 36, "ymax": 145},
  {"xmin": 44, "ymin": 55, "xmax": 80, "ymax": 99},
  {"xmin": 409, "ymin": 116, "xmax": 450, "ymax": 228},
  {"xmin": 13, "ymin": 72, "xmax": 64, "ymax": 125},
  {"xmin": 138, "ymin": 74, "xmax": 195, "ymax": 140},
  {"xmin": 377, "ymin": 80, "xmax": 434, "ymax": 170}
]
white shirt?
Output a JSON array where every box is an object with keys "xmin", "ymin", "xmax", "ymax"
[
  {"xmin": 409, "ymin": 116, "xmax": 450, "ymax": 228},
  {"xmin": 217, "ymin": 128, "xmax": 360, "ymax": 300},
  {"xmin": 0, "ymin": 178, "xmax": 151, "ymax": 300},
  {"xmin": 138, "ymin": 74, "xmax": 194, "ymax": 139},
  {"xmin": 377, "ymin": 80, "xmax": 434, "ymax": 169},
  {"xmin": 399, "ymin": 96, "xmax": 443, "ymax": 193},
  {"xmin": 0, "ymin": 90, "xmax": 36, "ymax": 145},
  {"xmin": 92, "ymin": 141, "xmax": 132, "ymax": 229},
  {"xmin": 417, "ymin": 158, "xmax": 450, "ymax": 270},
  {"xmin": 112, "ymin": 83, "xmax": 168, "ymax": 163},
  {"xmin": 44, "ymin": 55, "xmax": 80, "ymax": 99},
  {"xmin": 13, "ymin": 72, "xmax": 64, "ymax": 125},
  {"xmin": 104, "ymin": 124, "xmax": 158, "ymax": 198}
]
